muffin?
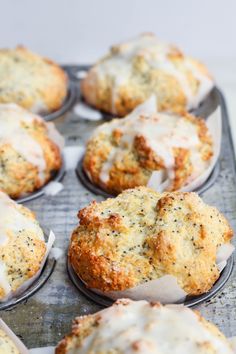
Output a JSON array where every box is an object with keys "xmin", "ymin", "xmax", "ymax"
[
  {"xmin": 81, "ymin": 33, "xmax": 213, "ymax": 116},
  {"xmin": 0, "ymin": 103, "xmax": 63, "ymax": 199},
  {"xmin": 83, "ymin": 97, "xmax": 213, "ymax": 195},
  {"xmin": 0, "ymin": 46, "xmax": 68, "ymax": 114},
  {"xmin": 0, "ymin": 191, "xmax": 46, "ymax": 301},
  {"xmin": 0, "ymin": 328, "xmax": 20, "ymax": 353},
  {"xmin": 69, "ymin": 187, "xmax": 233, "ymax": 299},
  {"xmin": 56, "ymin": 299, "xmax": 234, "ymax": 353}
]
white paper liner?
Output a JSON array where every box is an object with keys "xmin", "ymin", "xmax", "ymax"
[
  {"xmin": 63, "ymin": 146, "xmax": 85, "ymax": 170},
  {"xmin": 29, "ymin": 347, "xmax": 54, "ymax": 354},
  {"xmin": 229, "ymin": 337, "xmax": 236, "ymax": 352},
  {"xmin": 0, "ymin": 319, "xmax": 29, "ymax": 353},
  {"xmin": 74, "ymin": 102, "xmax": 103, "ymax": 121},
  {"xmin": 147, "ymin": 107, "xmax": 222, "ymax": 192},
  {"xmin": 46, "ymin": 122, "xmax": 65, "ymax": 152},
  {"xmin": 75, "ymin": 70, "xmax": 88, "ymax": 80},
  {"xmin": 43, "ymin": 181, "xmax": 64, "ymax": 196},
  {"xmin": 217, "ymin": 243, "xmax": 235, "ymax": 264},
  {"xmin": 94, "ymin": 275, "xmax": 187, "ymax": 304},
  {"xmin": 0, "ymin": 231, "xmax": 55, "ymax": 303},
  {"xmin": 88, "ymin": 242, "xmax": 234, "ymax": 304}
]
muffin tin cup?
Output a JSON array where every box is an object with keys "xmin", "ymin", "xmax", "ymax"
[
  {"xmin": 0, "ymin": 230, "xmax": 56, "ymax": 311},
  {"xmin": 67, "ymin": 255, "xmax": 234, "ymax": 308},
  {"xmin": 76, "ymin": 156, "xmax": 220, "ymax": 198},
  {"xmin": 43, "ymin": 80, "xmax": 78, "ymax": 122},
  {"xmin": 16, "ymin": 161, "xmax": 66, "ymax": 204}
]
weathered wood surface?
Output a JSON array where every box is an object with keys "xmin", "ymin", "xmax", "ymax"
[{"xmin": 1, "ymin": 81, "xmax": 236, "ymax": 348}]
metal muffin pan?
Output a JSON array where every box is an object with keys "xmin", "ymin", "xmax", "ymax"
[
  {"xmin": 67, "ymin": 255, "xmax": 234, "ymax": 308},
  {"xmin": 0, "ymin": 230, "xmax": 56, "ymax": 311},
  {"xmin": 16, "ymin": 161, "xmax": 66, "ymax": 204},
  {"xmin": 2, "ymin": 66, "xmax": 236, "ymax": 348},
  {"xmin": 43, "ymin": 80, "xmax": 78, "ymax": 122}
]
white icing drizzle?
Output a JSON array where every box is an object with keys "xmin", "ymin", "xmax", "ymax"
[
  {"xmin": 46, "ymin": 122, "xmax": 65, "ymax": 151},
  {"xmin": 0, "ymin": 104, "xmax": 63, "ymax": 183},
  {"xmin": 94, "ymin": 97, "xmax": 209, "ymax": 188},
  {"xmin": 0, "ymin": 191, "xmax": 44, "ymax": 296},
  {"xmin": 74, "ymin": 300, "xmax": 233, "ymax": 354},
  {"xmin": 0, "ymin": 104, "xmax": 47, "ymax": 181},
  {"xmin": 0, "ymin": 263, "xmax": 11, "ymax": 295},
  {"xmin": 96, "ymin": 34, "xmax": 214, "ymax": 112}
]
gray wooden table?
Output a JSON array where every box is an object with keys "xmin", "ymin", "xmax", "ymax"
[{"xmin": 1, "ymin": 82, "xmax": 236, "ymax": 348}]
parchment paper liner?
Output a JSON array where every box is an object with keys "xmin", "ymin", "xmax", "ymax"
[
  {"xmin": 77, "ymin": 243, "xmax": 234, "ymax": 304},
  {"xmin": 148, "ymin": 106, "xmax": 222, "ymax": 192}
]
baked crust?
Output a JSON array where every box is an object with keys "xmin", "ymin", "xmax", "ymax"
[
  {"xmin": 0, "ymin": 191, "xmax": 46, "ymax": 300},
  {"xmin": 0, "ymin": 46, "xmax": 68, "ymax": 113},
  {"xmin": 56, "ymin": 299, "xmax": 233, "ymax": 353},
  {"xmin": 81, "ymin": 33, "xmax": 213, "ymax": 116},
  {"xmin": 69, "ymin": 187, "xmax": 233, "ymax": 296},
  {"xmin": 83, "ymin": 109, "xmax": 213, "ymax": 195},
  {"xmin": 0, "ymin": 104, "xmax": 63, "ymax": 198}
]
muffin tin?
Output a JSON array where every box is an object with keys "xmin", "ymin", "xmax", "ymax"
[{"xmin": 0, "ymin": 66, "xmax": 236, "ymax": 349}]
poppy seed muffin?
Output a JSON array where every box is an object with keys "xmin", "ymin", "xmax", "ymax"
[
  {"xmin": 0, "ymin": 46, "xmax": 68, "ymax": 114},
  {"xmin": 83, "ymin": 97, "xmax": 213, "ymax": 195},
  {"xmin": 0, "ymin": 104, "xmax": 63, "ymax": 198},
  {"xmin": 81, "ymin": 33, "xmax": 213, "ymax": 116},
  {"xmin": 69, "ymin": 187, "xmax": 233, "ymax": 297},
  {"xmin": 0, "ymin": 191, "xmax": 46, "ymax": 301},
  {"xmin": 56, "ymin": 299, "xmax": 234, "ymax": 354},
  {"xmin": 0, "ymin": 328, "xmax": 19, "ymax": 353}
]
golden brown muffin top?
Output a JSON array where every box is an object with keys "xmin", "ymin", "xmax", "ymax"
[
  {"xmin": 0, "ymin": 46, "xmax": 68, "ymax": 113},
  {"xmin": 69, "ymin": 187, "xmax": 233, "ymax": 296},
  {"xmin": 83, "ymin": 96, "xmax": 213, "ymax": 194},
  {"xmin": 56, "ymin": 299, "xmax": 234, "ymax": 354},
  {"xmin": 0, "ymin": 103, "xmax": 63, "ymax": 186}
]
